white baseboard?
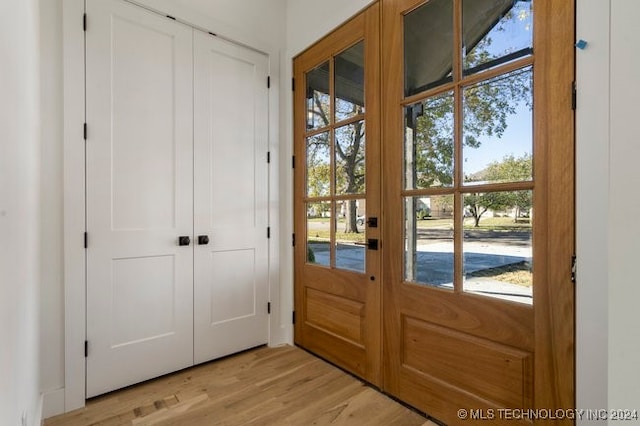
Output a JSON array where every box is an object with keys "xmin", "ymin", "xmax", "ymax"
[{"xmin": 42, "ymin": 388, "xmax": 65, "ymax": 420}]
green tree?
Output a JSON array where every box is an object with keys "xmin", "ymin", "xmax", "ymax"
[{"xmin": 464, "ymin": 153, "xmax": 533, "ymax": 226}]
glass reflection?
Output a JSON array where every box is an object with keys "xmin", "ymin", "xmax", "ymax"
[
  {"xmin": 306, "ymin": 202, "xmax": 331, "ymax": 267},
  {"xmin": 335, "ymin": 199, "xmax": 366, "ymax": 273},
  {"xmin": 335, "ymin": 42, "xmax": 365, "ymax": 122},
  {"xmin": 463, "ymin": 190, "xmax": 533, "ymax": 304},
  {"xmin": 404, "ymin": 0, "xmax": 454, "ymax": 96},
  {"xmin": 404, "ymin": 196, "xmax": 454, "ymax": 288},
  {"xmin": 405, "ymin": 91, "xmax": 454, "ymax": 190},
  {"xmin": 306, "ymin": 132, "xmax": 330, "ymax": 197},
  {"xmin": 463, "ymin": 66, "xmax": 532, "ymax": 184},
  {"xmin": 306, "ymin": 62, "xmax": 330, "ymax": 130},
  {"xmin": 335, "ymin": 121, "xmax": 366, "ymax": 195},
  {"xmin": 463, "ymin": 0, "xmax": 533, "ymax": 75}
]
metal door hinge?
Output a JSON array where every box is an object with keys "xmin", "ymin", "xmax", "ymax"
[
  {"xmin": 292, "ymin": 78, "xmax": 295, "ymax": 91},
  {"xmin": 572, "ymin": 81, "xmax": 577, "ymax": 110},
  {"xmin": 267, "ymin": 76, "xmax": 271, "ymax": 89},
  {"xmin": 571, "ymin": 255, "xmax": 577, "ymax": 282},
  {"xmin": 292, "ymin": 311, "xmax": 296, "ymax": 324},
  {"xmin": 84, "ymin": 232, "xmax": 88, "ymax": 249},
  {"xmin": 83, "ymin": 13, "xmax": 87, "ymax": 31},
  {"xmin": 292, "ymin": 155, "xmax": 295, "ymax": 169},
  {"xmin": 83, "ymin": 123, "xmax": 87, "ymax": 140},
  {"xmin": 267, "ymin": 151, "xmax": 271, "ymax": 164},
  {"xmin": 292, "ymin": 233, "xmax": 295, "ymax": 247},
  {"xmin": 166, "ymin": 15, "xmax": 176, "ymax": 20},
  {"xmin": 267, "ymin": 302, "xmax": 271, "ymax": 314},
  {"xmin": 84, "ymin": 341, "xmax": 88, "ymax": 357},
  {"xmin": 367, "ymin": 238, "xmax": 379, "ymax": 250},
  {"xmin": 267, "ymin": 227, "xmax": 271, "ymax": 239}
]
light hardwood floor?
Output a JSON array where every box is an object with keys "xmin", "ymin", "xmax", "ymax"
[{"xmin": 46, "ymin": 345, "xmax": 438, "ymax": 425}]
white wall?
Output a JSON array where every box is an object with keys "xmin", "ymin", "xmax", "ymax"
[
  {"xmin": 39, "ymin": 0, "xmax": 66, "ymax": 417},
  {"xmin": 577, "ymin": 0, "xmax": 640, "ymax": 419},
  {"xmin": 608, "ymin": 0, "xmax": 640, "ymax": 413},
  {"xmin": 0, "ymin": 0, "xmax": 42, "ymax": 425},
  {"xmin": 576, "ymin": 0, "xmax": 609, "ymax": 421}
]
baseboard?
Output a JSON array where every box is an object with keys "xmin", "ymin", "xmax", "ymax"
[
  {"xmin": 34, "ymin": 393, "xmax": 43, "ymax": 426},
  {"xmin": 42, "ymin": 388, "xmax": 65, "ymax": 420}
]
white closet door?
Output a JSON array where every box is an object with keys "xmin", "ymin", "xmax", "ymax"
[
  {"xmin": 193, "ymin": 31, "xmax": 270, "ymax": 364},
  {"xmin": 85, "ymin": 0, "xmax": 194, "ymax": 397}
]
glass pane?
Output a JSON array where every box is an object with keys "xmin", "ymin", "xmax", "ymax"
[
  {"xmin": 335, "ymin": 199, "xmax": 366, "ymax": 273},
  {"xmin": 463, "ymin": 190, "xmax": 533, "ymax": 304},
  {"xmin": 335, "ymin": 121, "xmax": 366, "ymax": 195},
  {"xmin": 404, "ymin": 0, "xmax": 454, "ymax": 96},
  {"xmin": 306, "ymin": 61, "xmax": 330, "ymax": 130},
  {"xmin": 405, "ymin": 91, "xmax": 454, "ymax": 189},
  {"xmin": 307, "ymin": 202, "xmax": 331, "ymax": 267},
  {"xmin": 306, "ymin": 132, "xmax": 330, "ymax": 197},
  {"xmin": 404, "ymin": 195, "xmax": 455, "ymax": 288},
  {"xmin": 335, "ymin": 42, "xmax": 365, "ymax": 122},
  {"xmin": 463, "ymin": 0, "xmax": 533, "ymax": 75},
  {"xmin": 462, "ymin": 66, "xmax": 532, "ymax": 184}
]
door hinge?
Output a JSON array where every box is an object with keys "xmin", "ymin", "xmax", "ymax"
[
  {"xmin": 571, "ymin": 81, "xmax": 577, "ymax": 110},
  {"xmin": 292, "ymin": 155, "xmax": 295, "ymax": 169},
  {"xmin": 571, "ymin": 255, "xmax": 577, "ymax": 282},
  {"xmin": 292, "ymin": 311, "xmax": 296, "ymax": 324},
  {"xmin": 292, "ymin": 77, "xmax": 295, "ymax": 91},
  {"xmin": 267, "ymin": 227, "xmax": 271, "ymax": 239},
  {"xmin": 83, "ymin": 13, "xmax": 87, "ymax": 31},
  {"xmin": 83, "ymin": 123, "xmax": 87, "ymax": 140},
  {"xmin": 292, "ymin": 233, "xmax": 295, "ymax": 247},
  {"xmin": 267, "ymin": 302, "xmax": 271, "ymax": 314},
  {"xmin": 84, "ymin": 340, "xmax": 88, "ymax": 357},
  {"xmin": 267, "ymin": 151, "xmax": 271, "ymax": 164},
  {"xmin": 166, "ymin": 15, "xmax": 176, "ymax": 20},
  {"xmin": 267, "ymin": 76, "xmax": 271, "ymax": 89},
  {"xmin": 84, "ymin": 232, "xmax": 88, "ymax": 249}
]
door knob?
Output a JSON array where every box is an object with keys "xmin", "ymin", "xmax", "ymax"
[
  {"xmin": 178, "ymin": 236, "xmax": 191, "ymax": 246},
  {"xmin": 198, "ymin": 235, "xmax": 209, "ymax": 245}
]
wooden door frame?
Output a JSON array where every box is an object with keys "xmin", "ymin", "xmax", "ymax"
[
  {"xmin": 380, "ymin": 0, "xmax": 575, "ymax": 420},
  {"xmin": 61, "ymin": 0, "xmax": 282, "ymax": 413}
]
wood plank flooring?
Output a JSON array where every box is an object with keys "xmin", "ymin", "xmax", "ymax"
[{"xmin": 45, "ymin": 345, "xmax": 437, "ymax": 426}]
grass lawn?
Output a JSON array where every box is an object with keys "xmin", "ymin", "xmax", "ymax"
[{"xmin": 467, "ymin": 261, "xmax": 533, "ymax": 287}]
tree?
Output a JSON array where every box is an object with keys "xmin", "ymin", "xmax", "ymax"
[
  {"xmin": 464, "ymin": 153, "xmax": 533, "ymax": 226},
  {"xmin": 306, "ymin": 92, "xmax": 365, "ymax": 233}
]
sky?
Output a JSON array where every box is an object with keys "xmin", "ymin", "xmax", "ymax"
[{"xmin": 462, "ymin": 0, "xmax": 533, "ymax": 175}]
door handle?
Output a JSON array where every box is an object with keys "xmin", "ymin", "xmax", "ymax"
[
  {"xmin": 198, "ymin": 235, "xmax": 209, "ymax": 245},
  {"xmin": 178, "ymin": 236, "xmax": 191, "ymax": 246}
]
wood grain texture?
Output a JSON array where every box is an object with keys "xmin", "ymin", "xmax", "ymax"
[
  {"xmin": 294, "ymin": 2, "xmax": 382, "ymax": 387},
  {"xmin": 532, "ymin": 0, "xmax": 576, "ymax": 421},
  {"xmin": 45, "ymin": 346, "xmax": 435, "ymax": 426}
]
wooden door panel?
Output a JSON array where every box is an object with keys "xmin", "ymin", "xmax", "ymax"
[
  {"xmin": 294, "ymin": 3, "xmax": 381, "ymax": 386},
  {"xmin": 381, "ymin": 0, "xmax": 575, "ymax": 423},
  {"xmin": 401, "ymin": 316, "xmax": 533, "ymax": 409}
]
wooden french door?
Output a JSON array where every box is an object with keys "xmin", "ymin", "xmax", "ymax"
[
  {"xmin": 382, "ymin": 0, "xmax": 574, "ymax": 424},
  {"xmin": 293, "ymin": 4, "xmax": 382, "ymax": 385},
  {"xmin": 294, "ymin": 0, "xmax": 573, "ymax": 422}
]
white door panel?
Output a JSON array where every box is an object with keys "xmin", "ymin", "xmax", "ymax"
[
  {"xmin": 86, "ymin": 0, "xmax": 194, "ymax": 397},
  {"xmin": 193, "ymin": 31, "xmax": 269, "ymax": 364}
]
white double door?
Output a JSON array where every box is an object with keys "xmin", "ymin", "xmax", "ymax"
[{"xmin": 85, "ymin": 0, "xmax": 269, "ymax": 397}]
